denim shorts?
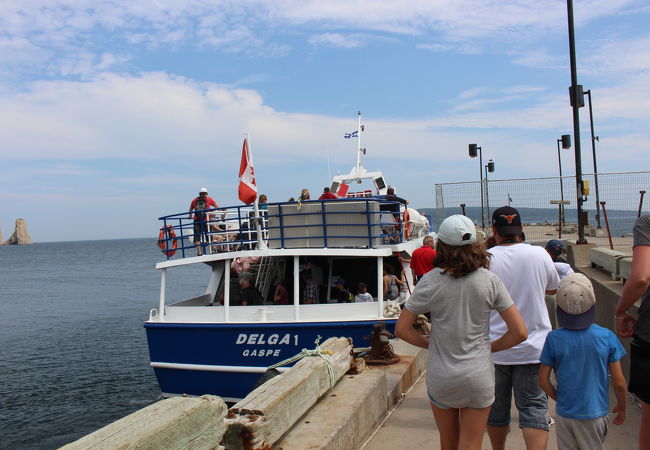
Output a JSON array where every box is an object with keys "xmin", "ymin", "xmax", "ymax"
[
  {"xmin": 487, "ymin": 363, "xmax": 550, "ymax": 430},
  {"xmin": 427, "ymin": 392, "xmax": 489, "ymax": 411},
  {"xmin": 428, "ymin": 391, "xmax": 451, "ymax": 410}
]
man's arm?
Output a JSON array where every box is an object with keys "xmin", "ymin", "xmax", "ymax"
[
  {"xmin": 491, "ymin": 305, "xmax": 528, "ymax": 353},
  {"xmin": 615, "ymin": 245, "xmax": 650, "ymax": 337},
  {"xmin": 188, "ymin": 199, "xmax": 196, "ymax": 219},
  {"xmin": 395, "ymin": 308, "xmax": 429, "ymax": 349}
]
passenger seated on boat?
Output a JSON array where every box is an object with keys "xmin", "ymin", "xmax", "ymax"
[
  {"xmin": 217, "ymin": 275, "xmax": 241, "ymax": 306},
  {"xmin": 239, "ymin": 273, "xmax": 263, "ymax": 306},
  {"xmin": 332, "ymin": 276, "xmax": 353, "ymax": 303},
  {"xmin": 273, "ymin": 278, "xmax": 289, "ymax": 305},
  {"xmin": 302, "ymin": 270, "xmax": 319, "ymax": 304},
  {"xmin": 355, "ymin": 282, "xmax": 373, "ymax": 303}
]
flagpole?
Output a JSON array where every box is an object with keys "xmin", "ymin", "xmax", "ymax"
[
  {"xmin": 355, "ymin": 111, "xmax": 362, "ymax": 181},
  {"xmin": 245, "ymin": 134, "xmax": 267, "ymax": 250}
]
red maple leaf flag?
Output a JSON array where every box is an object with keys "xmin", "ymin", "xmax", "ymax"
[{"xmin": 238, "ymin": 136, "xmax": 257, "ymax": 205}]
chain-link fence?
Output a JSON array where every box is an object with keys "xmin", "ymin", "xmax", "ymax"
[{"xmin": 434, "ymin": 171, "xmax": 650, "ymax": 247}]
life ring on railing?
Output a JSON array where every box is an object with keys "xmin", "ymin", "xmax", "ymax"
[
  {"xmin": 158, "ymin": 226, "xmax": 178, "ymax": 257},
  {"xmin": 403, "ymin": 209, "xmax": 411, "ymax": 240}
]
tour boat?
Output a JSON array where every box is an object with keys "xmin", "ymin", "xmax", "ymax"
[{"xmin": 144, "ymin": 113, "xmax": 431, "ymax": 401}]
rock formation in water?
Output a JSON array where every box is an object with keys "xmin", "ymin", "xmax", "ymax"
[{"xmin": 2, "ymin": 218, "xmax": 32, "ymax": 245}]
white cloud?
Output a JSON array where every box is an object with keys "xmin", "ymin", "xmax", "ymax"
[
  {"xmin": 0, "ymin": 0, "xmax": 644, "ymax": 74},
  {"xmin": 583, "ymin": 35, "xmax": 650, "ymax": 78},
  {"xmin": 308, "ymin": 33, "xmax": 364, "ymax": 48}
]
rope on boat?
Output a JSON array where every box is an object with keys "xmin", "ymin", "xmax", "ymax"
[{"xmin": 267, "ymin": 335, "xmax": 337, "ymax": 388}]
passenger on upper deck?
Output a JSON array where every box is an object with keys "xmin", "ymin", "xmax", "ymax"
[
  {"xmin": 381, "ymin": 187, "xmax": 408, "ymax": 211},
  {"xmin": 318, "ymin": 187, "xmax": 338, "ymax": 200},
  {"xmin": 188, "ymin": 187, "xmax": 218, "ymax": 256}
]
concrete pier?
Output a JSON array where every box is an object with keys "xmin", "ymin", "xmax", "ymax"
[
  {"xmin": 363, "ymin": 240, "xmax": 644, "ymax": 450},
  {"xmin": 64, "ymin": 240, "xmax": 645, "ymax": 449}
]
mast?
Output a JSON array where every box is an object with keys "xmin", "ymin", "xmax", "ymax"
[{"xmin": 355, "ymin": 111, "xmax": 362, "ymax": 180}]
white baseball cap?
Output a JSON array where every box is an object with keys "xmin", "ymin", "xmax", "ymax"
[
  {"xmin": 199, "ymin": 187, "xmax": 208, "ymax": 193},
  {"xmin": 437, "ymin": 215, "xmax": 477, "ymax": 246},
  {"xmin": 556, "ymin": 273, "xmax": 596, "ymax": 329}
]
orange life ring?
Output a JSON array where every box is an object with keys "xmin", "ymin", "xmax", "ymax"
[
  {"xmin": 158, "ymin": 226, "xmax": 178, "ymax": 257},
  {"xmin": 403, "ymin": 209, "xmax": 411, "ymax": 240}
]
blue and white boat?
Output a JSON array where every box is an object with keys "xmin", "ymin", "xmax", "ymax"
[{"xmin": 145, "ymin": 113, "xmax": 431, "ymax": 401}]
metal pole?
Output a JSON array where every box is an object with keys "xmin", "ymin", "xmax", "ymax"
[
  {"xmin": 293, "ymin": 256, "xmax": 300, "ymax": 321},
  {"xmin": 460, "ymin": 203, "xmax": 466, "ymax": 216},
  {"xmin": 159, "ymin": 268, "xmax": 167, "ymax": 320},
  {"xmin": 557, "ymin": 139, "xmax": 565, "ymax": 227},
  {"xmin": 566, "ymin": 0, "xmax": 587, "ymax": 244},
  {"xmin": 377, "ymin": 257, "xmax": 384, "ymax": 318},
  {"xmin": 224, "ymin": 260, "xmax": 230, "ymax": 322},
  {"xmin": 479, "ymin": 148, "xmax": 485, "ymax": 229},
  {"xmin": 639, "ymin": 191, "xmax": 647, "ymax": 218},
  {"xmin": 600, "ymin": 201, "xmax": 613, "ymax": 250},
  {"xmin": 585, "ymin": 90, "xmax": 601, "ymax": 228},
  {"xmin": 484, "ymin": 165, "xmax": 491, "ymax": 222}
]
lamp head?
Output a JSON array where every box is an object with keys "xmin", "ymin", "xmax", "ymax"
[
  {"xmin": 487, "ymin": 159, "xmax": 495, "ymax": 173},
  {"xmin": 469, "ymin": 143, "xmax": 479, "ymax": 158},
  {"xmin": 561, "ymin": 134, "xmax": 571, "ymax": 149}
]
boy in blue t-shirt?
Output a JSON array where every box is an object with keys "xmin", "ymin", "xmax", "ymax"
[{"xmin": 539, "ymin": 273, "xmax": 627, "ymax": 450}]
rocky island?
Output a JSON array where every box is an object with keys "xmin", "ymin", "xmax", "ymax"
[{"xmin": 2, "ymin": 218, "xmax": 32, "ymax": 245}]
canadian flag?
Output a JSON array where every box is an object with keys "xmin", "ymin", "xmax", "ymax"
[{"xmin": 238, "ymin": 136, "xmax": 257, "ymax": 205}]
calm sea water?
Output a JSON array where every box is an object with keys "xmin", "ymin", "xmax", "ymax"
[
  {"xmin": 0, "ymin": 238, "xmax": 210, "ymax": 449},
  {"xmin": 425, "ymin": 206, "xmax": 640, "ymax": 238}
]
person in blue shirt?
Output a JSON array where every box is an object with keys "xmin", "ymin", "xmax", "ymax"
[{"xmin": 539, "ymin": 273, "xmax": 627, "ymax": 450}]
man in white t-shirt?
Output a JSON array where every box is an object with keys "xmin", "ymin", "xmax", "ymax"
[{"xmin": 487, "ymin": 206, "xmax": 560, "ymax": 450}]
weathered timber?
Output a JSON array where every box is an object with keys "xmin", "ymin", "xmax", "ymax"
[
  {"xmin": 223, "ymin": 337, "xmax": 353, "ymax": 450},
  {"xmin": 60, "ymin": 395, "xmax": 227, "ymax": 450}
]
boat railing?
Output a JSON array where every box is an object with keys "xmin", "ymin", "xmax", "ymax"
[{"xmin": 157, "ymin": 198, "xmax": 406, "ymax": 260}]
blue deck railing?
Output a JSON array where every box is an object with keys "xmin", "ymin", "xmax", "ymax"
[{"xmin": 157, "ymin": 198, "xmax": 405, "ymax": 260}]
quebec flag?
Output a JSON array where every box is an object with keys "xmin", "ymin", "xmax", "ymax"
[{"xmin": 344, "ymin": 131, "xmax": 358, "ymax": 139}]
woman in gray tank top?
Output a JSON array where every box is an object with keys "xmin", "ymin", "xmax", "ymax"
[{"xmin": 396, "ymin": 215, "xmax": 528, "ymax": 450}]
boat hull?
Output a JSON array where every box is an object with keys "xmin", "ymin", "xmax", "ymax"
[{"xmin": 144, "ymin": 319, "xmax": 397, "ymax": 400}]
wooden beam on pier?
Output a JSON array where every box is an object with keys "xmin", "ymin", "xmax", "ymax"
[
  {"xmin": 60, "ymin": 395, "xmax": 228, "ymax": 450},
  {"xmin": 222, "ymin": 337, "xmax": 353, "ymax": 450}
]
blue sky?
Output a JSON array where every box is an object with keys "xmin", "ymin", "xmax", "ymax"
[{"xmin": 1, "ymin": 0, "xmax": 649, "ymax": 242}]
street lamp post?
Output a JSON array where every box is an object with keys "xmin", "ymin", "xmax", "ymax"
[
  {"xmin": 485, "ymin": 159, "xmax": 495, "ymax": 221},
  {"xmin": 566, "ymin": 0, "xmax": 588, "ymax": 244},
  {"xmin": 584, "ymin": 89, "xmax": 602, "ymax": 229},
  {"xmin": 557, "ymin": 134, "xmax": 571, "ymax": 226},
  {"xmin": 469, "ymin": 144, "xmax": 485, "ymax": 229}
]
